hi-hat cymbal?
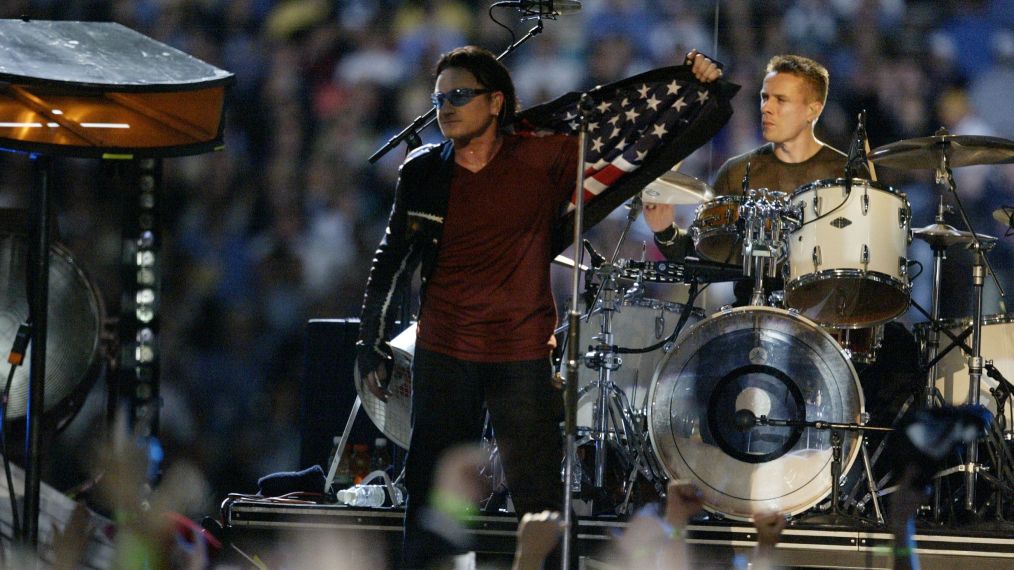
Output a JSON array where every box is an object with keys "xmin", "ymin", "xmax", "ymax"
[
  {"xmin": 913, "ymin": 222, "xmax": 998, "ymax": 248},
  {"xmin": 870, "ymin": 134, "xmax": 1014, "ymax": 170},
  {"xmin": 641, "ymin": 171, "xmax": 713, "ymax": 205}
]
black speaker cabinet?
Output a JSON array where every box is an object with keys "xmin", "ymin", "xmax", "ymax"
[{"xmin": 299, "ymin": 318, "xmax": 385, "ymax": 469}]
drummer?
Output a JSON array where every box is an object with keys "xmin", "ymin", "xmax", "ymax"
[
  {"xmin": 644, "ymin": 52, "xmax": 865, "ymax": 272},
  {"xmin": 646, "ymin": 52, "xmax": 919, "ymax": 426}
]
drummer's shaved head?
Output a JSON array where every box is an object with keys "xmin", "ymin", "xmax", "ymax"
[{"xmin": 766, "ymin": 55, "xmax": 829, "ymax": 105}]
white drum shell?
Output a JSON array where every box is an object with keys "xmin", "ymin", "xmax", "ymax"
[
  {"xmin": 916, "ymin": 314, "xmax": 1014, "ymax": 420},
  {"xmin": 785, "ymin": 179, "xmax": 911, "ymax": 328}
]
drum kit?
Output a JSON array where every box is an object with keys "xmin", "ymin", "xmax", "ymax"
[
  {"xmin": 348, "ymin": 129, "xmax": 1014, "ymax": 526},
  {"xmin": 561, "ymin": 128, "xmax": 1014, "ymax": 524}
]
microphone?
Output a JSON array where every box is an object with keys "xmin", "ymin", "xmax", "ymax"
[
  {"xmin": 734, "ymin": 409, "xmax": 758, "ymax": 432},
  {"xmin": 626, "ymin": 195, "xmax": 643, "ymax": 223},
  {"xmin": 582, "ymin": 239, "xmax": 606, "ymax": 269},
  {"xmin": 501, "ymin": 1, "xmax": 583, "ymax": 19}
]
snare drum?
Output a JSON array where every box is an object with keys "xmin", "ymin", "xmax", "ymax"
[
  {"xmin": 915, "ymin": 314, "xmax": 1014, "ymax": 417},
  {"xmin": 785, "ymin": 179, "xmax": 911, "ymax": 328},
  {"xmin": 690, "ymin": 195, "xmax": 746, "ymax": 263},
  {"xmin": 567, "ymin": 298, "xmax": 704, "ymax": 427}
]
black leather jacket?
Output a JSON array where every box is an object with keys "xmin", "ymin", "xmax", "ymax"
[{"xmin": 356, "ymin": 140, "xmax": 454, "ymax": 375}]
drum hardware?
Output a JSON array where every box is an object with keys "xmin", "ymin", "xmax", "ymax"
[
  {"xmin": 558, "ymin": 206, "xmax": 703, "ymax": 512},
  {"xmin": 873, "ymin": 129, "xmax": 1013, "ymax": 519},
  {"xmin": 739, "ymin": 189, "xmax": 795, "ymax": 306},
  {"xmin": 735, "ymin": 409, "xmax": 892, "ymax": 526}
]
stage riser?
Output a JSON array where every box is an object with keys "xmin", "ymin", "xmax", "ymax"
[{"xmin": 224, "ymin": 501, "xmax": 1014, "ymax": 569}]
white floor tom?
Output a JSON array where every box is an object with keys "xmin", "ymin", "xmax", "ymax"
[{"xmin": 915, "ymin": 314, "xmax": 1014, "ymax": 420}]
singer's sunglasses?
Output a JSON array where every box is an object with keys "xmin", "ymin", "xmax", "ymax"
[{"xmin": 431, "ymin": 87, "xmax": 493, "ymax": 109}]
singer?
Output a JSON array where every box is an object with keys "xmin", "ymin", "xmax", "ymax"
[
  {"xmin": 356, "ymin": 45, "xmax": 576, "ymax": 568},
  {"xmin": 356, "ymin": 43, "xmax": 725, "ymax": 568}
]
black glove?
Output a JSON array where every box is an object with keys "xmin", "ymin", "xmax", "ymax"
[{"xmin": 355, "ymin": 340, "xmax": 392, "ymax": 389}]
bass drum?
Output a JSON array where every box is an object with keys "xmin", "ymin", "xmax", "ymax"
[{"xmin": 648, "ymin": 306, "xmax": 864, "ymax": 520}]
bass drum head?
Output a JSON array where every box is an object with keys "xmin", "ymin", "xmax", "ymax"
[{"xmin": 648, "ymin": 306, "xmax": 863, "ymax": 520}]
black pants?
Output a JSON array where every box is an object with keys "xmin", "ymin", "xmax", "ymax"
[{"xmin": 402, "ymin": 346, "xmax": 566, "ymax": 568}]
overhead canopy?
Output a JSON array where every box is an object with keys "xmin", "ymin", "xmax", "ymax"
[{"xmin": 0, "ymin": 19, "xmax": 234, "ymax": 158}]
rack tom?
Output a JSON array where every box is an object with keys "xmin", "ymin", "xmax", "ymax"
[{"xmin": 785, "ymin": 179, "xmax": 911, "ymax": 328}]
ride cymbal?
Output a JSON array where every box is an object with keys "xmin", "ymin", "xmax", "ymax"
[{"xmin": 870, "ymin": 133, "xmax": 1014, "ymax": 170}]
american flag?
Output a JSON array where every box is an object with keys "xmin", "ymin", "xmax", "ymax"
[{"xmin": 513, "ymin": 65, "xmax": 738, "ymax": 255}]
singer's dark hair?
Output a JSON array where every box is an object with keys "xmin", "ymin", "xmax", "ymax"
[
  {"xmin": 766, "ymin": 54, "xmax": 829, "ymax": 105},
  {"xmin": 435, "ymin": 46, "xmax": 518, "ymax": 129}
]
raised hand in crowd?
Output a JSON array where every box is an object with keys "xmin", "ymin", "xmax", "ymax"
[{"xmin": 512, "ymin": 510, "xmax": 565, "ymax": 570}]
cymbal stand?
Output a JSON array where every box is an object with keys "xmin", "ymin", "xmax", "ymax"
[
  {"xmin": 576, "ymin": 226, "xmax": 666, "ymax": 509},
  {"xmin": 924, "ymin": 197, "xmax": 949, "ymax": 409},
  {"xmin": 935, "ymin": 147, "xmax": 1007, "ymax": 512}
]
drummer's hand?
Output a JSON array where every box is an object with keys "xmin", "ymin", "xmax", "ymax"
[
  {"xmin": 686, "ymin": 49, "xmax": 722, "ymax": 83},
  {"xmin": 643, "ymin": 202, "xmax": 676, "ymax": 232},
  {"xmin": 365, "ymin": 367, "xmax": 390, "ymax": 402}
]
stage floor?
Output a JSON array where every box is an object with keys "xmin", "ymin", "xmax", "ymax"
[{"xmin": 222, "ymin": 498, "xmax": 1014, "ymax": 569}]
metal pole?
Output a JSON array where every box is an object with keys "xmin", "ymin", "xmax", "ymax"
[
  {"xmin": 965, "ymin": 247, "xmax": 987, "ymax": 510},
  {"xmin": 562, "ymin": 91, "xmax": 594, "ymax": 570},
  {"xmin": 22, "ymin": 154, "xmax": 51, "ymax": 546}
]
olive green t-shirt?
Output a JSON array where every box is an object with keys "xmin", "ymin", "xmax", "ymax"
[
  {"xmin": 712, "ymin": 142, "xmax": 856, "ymax": 196},
  {"xmin": 654, "ymin": 142, "xmax": 864, "ymax": 260}
]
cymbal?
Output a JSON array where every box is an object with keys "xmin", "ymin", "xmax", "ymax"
[
  {"xmin": 912, "ymin": 222, "xmax": 997, "ymax": 248},
  {"xmin": 552, "ymin": 254, "xmax": 589, "ymax": 272},
  {"xmin": 870, "ymin": 134, "xmax": 1014, "ymax": 170},
  {"xmin": 641, "ymin": 171, "xmax": 713, "ymax": 205},
  {"xmin": 993, "ymin": 206, "xmax": 1013, "ymax": 226}
]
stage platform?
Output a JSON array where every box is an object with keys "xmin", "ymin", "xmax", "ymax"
[{"xmin": 222, "ymin": 498, "xmax": 1014, "ymax": 569}]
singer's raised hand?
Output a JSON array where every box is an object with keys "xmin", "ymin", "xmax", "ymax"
[{"xmin": 686, "ymin": 49, "xmax": 723, "ymax": 83}]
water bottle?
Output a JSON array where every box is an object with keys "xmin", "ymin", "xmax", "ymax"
[{"xmin": 336, "ymin": 484, "xmax": 401, "ymax": 507}]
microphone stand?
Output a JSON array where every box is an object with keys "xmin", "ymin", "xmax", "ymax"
[
  {"xmin": 749, "ymin": 414, "xmax": 891, "ymax": 526},
  {"xmin": 562, "ymin": 90, "xmax": 595, "ymax": 570},
  {"xmin": 367, "ymin": 19, "xmax": 545, "ymax": 164}
]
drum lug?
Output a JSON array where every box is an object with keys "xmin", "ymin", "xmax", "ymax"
[
  {"xmin": 898, "ymin": 206, "xmax": 909, "ymax": 229},
  {"xmin": 861, "ymin": 244, "xmax": 870, "ymax": 265},
  {"xmin": 812, "ymin": 245, "xmax": 821, "ymax": 269},
  {"xmin": 655, "ymin": 312, "xmax": 665, "ymax": 339},
  {"xmin": 861, "ymin": 192, "xmax": 869, "ymax": 215},
  {"xmin": 812, "ymin": 194, "xmax": 822, "ymax": 216},
  {"xmin": 899, "ymin": 257, "xmax": 908, "ymax": 277}
]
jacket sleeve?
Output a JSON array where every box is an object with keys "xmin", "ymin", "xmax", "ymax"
[{"xmin": 355, "ymin": 159, "xmax": 425, "ymax": 378}]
